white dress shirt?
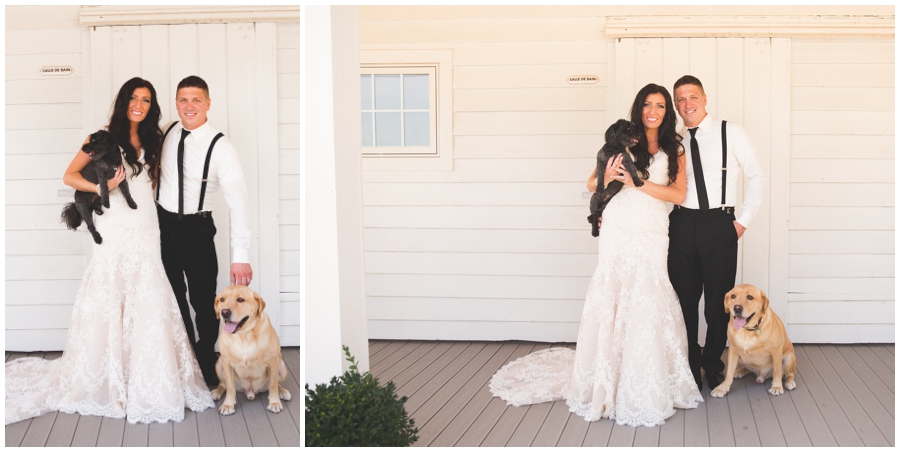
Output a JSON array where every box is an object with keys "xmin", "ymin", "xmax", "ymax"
[
  {"xmin": 158, "ymin": 121, "xmax": 251, "ymax": 263},
  {"xmin": 680, "ymin": 115, "xmax": 766, "ymax": 228}
]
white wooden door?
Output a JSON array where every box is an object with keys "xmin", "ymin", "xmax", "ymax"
[
  {"xmin": 87, "ymin": 23, "xmax": 281, "ymax": 334},
  {"xmin": 608, "ymin": 37, "xmax": 791, "ymax": 345}
]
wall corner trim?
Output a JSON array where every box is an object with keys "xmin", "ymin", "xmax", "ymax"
[
  {"xmin": 79, "ymin": 6, "xmax": 300, "ymax": 26},
  {"xmin": 605, "ymin": 15, "xmax": 895, "ymax": 38}
]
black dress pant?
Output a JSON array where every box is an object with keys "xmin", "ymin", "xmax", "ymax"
[
  {"xmin": 158, "ymin": 205, "xmax": 220, "ymax": 387},
  {"xmin": 668, "ymin": 206, "xmax": 738, "ymax": 386}
]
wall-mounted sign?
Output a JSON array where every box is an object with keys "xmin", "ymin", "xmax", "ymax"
[
  {"xmin": 568, "ymin": 75, "xmax": 598, "ymax": 85},
  {"xmin": 40, "ymin": 66, "xmax": 74, "ymax": 76}
]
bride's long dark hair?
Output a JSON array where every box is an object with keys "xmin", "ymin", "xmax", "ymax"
[
  {"xmin": 627, "ymin": 83, "xmax": 684, "ymax": 184},
  {"xmin": 107, "ymin": 77, "xmax": 163, "ymax": 184}
]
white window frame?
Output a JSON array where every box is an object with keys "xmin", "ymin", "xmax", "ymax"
[
  {"xmin": 360, "ymin": 48, "xmax": 453, "ymax": 171},
  {"xmin": 360, "ymin": 67, "xmax": 437, "ymax": 155}
]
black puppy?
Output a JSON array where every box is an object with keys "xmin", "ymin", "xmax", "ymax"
[
  {"xmin": 587, "ymin": 119, "xmax": 645, "ymax": 237},
  {"xmin": 60, "ymin": 130, "xmax": 137, "ymax": 244}
]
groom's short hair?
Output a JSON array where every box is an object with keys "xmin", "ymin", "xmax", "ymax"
[
  {"xmin": 177, "ymin": 75, "xmax": 210, "ymax": 99},
  {"xmin": 674, "ymin": 75, "xmax": 705, "ymax": 95}
]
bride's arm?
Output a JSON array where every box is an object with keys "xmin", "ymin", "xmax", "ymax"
[
  {"xmin": 615, "ymin": 152, "xmax": 687, "ymax": 204},
  {"xmin": 63, "ymin": 135, "xmax": 125, "ymax": 193}
]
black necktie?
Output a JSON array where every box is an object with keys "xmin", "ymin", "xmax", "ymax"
[
  {"xmin": 177, "ymin": 129, "xmax": 191, "ymax": 220},
  {"xmin": 688, "ymin": 127, "xmax": 709, "ymax": 210}
]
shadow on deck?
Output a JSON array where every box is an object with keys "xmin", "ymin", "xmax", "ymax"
[
  {"xmin": 369, "ymin": 340, "xmax": 894, "ymax": 447},
  {"xmin": 5, "ymin": 347, "xmax": 300, "ymax": 447}
]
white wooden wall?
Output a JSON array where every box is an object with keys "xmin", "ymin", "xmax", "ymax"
[
  {"xmin": 277, "ymin": 21, "xmax": 301, "ymax": 346},
  {"xmin": 360, "ymin": 8, "xmax": 608, "ymax": 341},
  {"xmin": 786, "ymin": 38, "xmax": 894, "ymax": 343},
  {"xmin": 6, "ymin": 6, "xmax": 86, "ymax": 351},
  {"xmin": 5, "ymin": 6, "xmax": 300, "ymax": 350},
  {"xmin": 358, "ymin": 6, "xmax": 895, "ymax": 343}
]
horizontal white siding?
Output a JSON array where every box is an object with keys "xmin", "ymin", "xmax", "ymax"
[
  {"xmin": 787, "ymin": 37, "xmax": 895, "ymax": 343},
  {"xmin": 5, "ymin": 6, "xmax": 85, "ymax": 351},
  {"xmin": 276, "ymin": 21, "xmax": 301, "ymax": 346}
]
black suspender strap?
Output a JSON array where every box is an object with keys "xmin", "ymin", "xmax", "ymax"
[
  {"xmin": 721, "ymin": 120, "xmax": 727, "ymax": 206},
  {"xmin": 156, "ymin": 121, "xmax": 181, "ymax": 202},
  {"xmin": 197, "ymin": 133, "xmax": 224, "ymax": 211}
]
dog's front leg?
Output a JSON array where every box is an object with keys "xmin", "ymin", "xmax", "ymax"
[
  {"xmin": 266, "ymin": 359, "xmax": 284, "ymax": 413},
  {"xmin": 211, "ymin": 358, "xmax": 226, "ymax": 401},
  {"xmin": 99, "ymin": 171, "xmax": 112, "ymax": 208},
  {"xmin": 117, "ymin": 180, "xmax": 138, "ymax": 209},
  {"xmin": 769, "ymin": 348, "xmax": 785, "ymax": 396},
  {"xmin": 621, "ymin": 155, "xmax": 645, "ymax": 187},
  {"xmin": 218, "ymin": 357, "xmax": 238, "ymax": 415},
  {"xmin": 711, "ymin": 345, "xmax": 740, "ymax": 397}
]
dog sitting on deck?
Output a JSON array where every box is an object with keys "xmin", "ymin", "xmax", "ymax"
[
  {"xmin": 586, "ymin": 119, "xmax": 645, "ymax": 237},
  {"xmin": 212, "ymin": 285, "xmax": 292, "ymax": 415},
  {"xmin": 711, "ymin": 284, "xmax": 797, "ymax": 397}
]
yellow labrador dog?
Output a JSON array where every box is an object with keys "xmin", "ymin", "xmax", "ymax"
[
  {"xmin": 711, "ymin": 284, "xmax": 797, "ymax": 398},
  {"xmin": 212, "ymin": 285, "xmax": 291, "ymax": 415}
]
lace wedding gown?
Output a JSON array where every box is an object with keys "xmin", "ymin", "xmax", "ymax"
[
  {"xmin": 490, "ymin": 151, "xmax": 702, "ymax": 427},
  {"xmin": 6, "ymin": 149, "xmax": 214, "ymax": 425}
]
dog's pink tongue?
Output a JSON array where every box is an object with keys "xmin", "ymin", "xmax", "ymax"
[
  {"xmin": 224, "ymin": 321, "xmax": 239, "ymax": 334},
  {"xmin": 733, "ymin": 316, "xmax": 747, "ymax": 330}
]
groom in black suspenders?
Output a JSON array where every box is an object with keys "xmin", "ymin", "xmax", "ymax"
[
  {"xmin": 156, "ymin": 76, "xmax": 253, "ymax": 389},
  {"xmin": 668, "ymin": 75, "xmax": 766, "ymax": 391}
]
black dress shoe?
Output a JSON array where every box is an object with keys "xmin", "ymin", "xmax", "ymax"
[{"xmin": 706, "ymin": 371, "xmax": 725, "ymax": 390}]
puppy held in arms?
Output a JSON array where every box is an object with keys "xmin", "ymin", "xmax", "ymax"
[
  {"xmin": 711, "ymin": 284, "xmax": 797, "ymax": 398},
  {"xmin": 587, "ymin": 119, "xmax": 645, "ymax": 237},
  {"xmin": 213, "ymin": 285, "xmax": 292, "ymax": 415},
  {"xmin": 60, "ymin": 130, "xmax": 138, "ymax": 244}
]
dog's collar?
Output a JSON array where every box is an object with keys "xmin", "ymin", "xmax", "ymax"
[{"xmin": 743, "ymin": 312, "xmax": 764, "ymax": 335}]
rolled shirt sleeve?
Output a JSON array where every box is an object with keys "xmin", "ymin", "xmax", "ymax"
[
  {"xmin": 731, "ymin": 123, "xmax": 766, "ymax": 228},
  {"xmin": 214, "ymin": 140, "xmax": 251, "ymax": 264}
]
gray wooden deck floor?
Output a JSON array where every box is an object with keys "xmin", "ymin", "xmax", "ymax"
[
  {"xmin": 5, "ymin": 347, "xmax": 300, "ymax": 447},
  {"xmin": 368, "ymin": 340, "xmax": 894, "ymax": 447}
]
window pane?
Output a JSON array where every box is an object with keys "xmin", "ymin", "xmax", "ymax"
[
  {"xmin": 361, "ymin": 112, "xmax": 373, "ymax": 146},
  {"xmin": 403, "ymin": 74, "xmax": 429, "ymax": 110},
  {"xmin": 360, "ymin": 75, "xmax": 372, "ymax": 110},
  {"xmin": 404, "ymin": 112, "xmax": 429, "ymax": 146},
  {"xmin": 374, "ymin": 75, "xmax": 401, "ymax": 110},
  {"xmin": 375, "ymin": 112, "xmax": 401, "ymax": 146}
]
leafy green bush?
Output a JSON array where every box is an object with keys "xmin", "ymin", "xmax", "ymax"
[{"xmin": 305, "ymin": 345, "xmax": 419, "ymax": 447}]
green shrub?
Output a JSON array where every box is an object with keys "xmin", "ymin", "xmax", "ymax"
[{"xmin": 305, "ymin": 345, "xmax": 419, "ymax": 447}]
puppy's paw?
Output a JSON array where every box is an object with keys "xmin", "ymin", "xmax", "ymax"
[
  {"xmin": 218, "ymin": 402, "xmax": 235, "ymax": 415},
  {"xmin": 768, "ymin": 385, "xmax": 784, "ymax": 396},
  {"xmin": 267, "ymin": 399, "xmax": 284, "ymax": 413},
  {"xmin": 211, "ymin": 385, "xmax": 225, "ymax": 401},
  {"xmin": 102, "ymin": 200, "xmax": 110, "ymax": 209},
  {"xmin": 127, "ymin": 199, "xmax": 137, "ymax": 209},
  {"xmin": 710, "ymin": 385, "xmax": 729, "ymax": 398},
  {"xmin": 785, "ymin": 380, "xmax": 797, "ymax": 391},
  {"xmin": 246, "ymin": 391, "xmax": 256, "ymax": 400},
  {"xmin": 734, "ymin": 368, "xmax": 750, "ymax": 378},
  {"xmin": 279, "ymin": 387, "xmax": 292, "ymax": 401}
]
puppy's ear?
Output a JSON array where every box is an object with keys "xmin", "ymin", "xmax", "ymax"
[
  {"xmin": 724, "ymin": 289, "xmax": 734, "ymax": 313},
  {"xmin": 760, "ymin": 290, "xmax": 770, "ymax": 314},
  {"xmin": 215, "ymin": 296, "xmax": 221, "ymax": 319},
  {"xmin": 255, "ymin": 292, "xmax": 266, "ymax": 316}
]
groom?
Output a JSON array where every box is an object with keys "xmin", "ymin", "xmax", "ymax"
[
  {"xmin": 156, "ymin": 75, "xmax": 253, "ymax": 389},
  {"xmin": 668, "ymin": 75, "xmax": 765, "ymax": 391}
]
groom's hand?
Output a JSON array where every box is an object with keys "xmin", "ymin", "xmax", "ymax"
[
  {"xmin": 734, "ymin": 221, "xmax": 746, "ymax": 239},
  {"xmin": 230, "ymin": 263, "xmax": 253, "ymax": 286}
]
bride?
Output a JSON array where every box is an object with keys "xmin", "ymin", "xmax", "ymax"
[
  {"xmin": 6, "ymin": 77, "xmax": 214, "ymax": 425},
  {"xmin": 490, "ymin": 84, "xmax": 702, "ymax": 427}
]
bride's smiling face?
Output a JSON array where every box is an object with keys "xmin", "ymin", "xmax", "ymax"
[
  {"xmin": 127, "ymin": 87, "xmax": 152, "ymax": 124},
  {"xmin": 642, "ymin": 93, "xmax": 666, "ymax": 131}
]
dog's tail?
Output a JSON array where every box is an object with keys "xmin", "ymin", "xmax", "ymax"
[{"xmin": 60, "ymin": 202, "xmax": 82, "ymax": 230}]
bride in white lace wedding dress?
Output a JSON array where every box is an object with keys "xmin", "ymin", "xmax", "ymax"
[
  {"xmin": 490, "ymin": 84, "xmax": 702, "ymax": 427},
  {"xmin": 6, "ymin": 78, "xmax": 214, "ymax": 425}
]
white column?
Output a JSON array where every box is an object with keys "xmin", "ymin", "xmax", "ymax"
[{"xmin": 304, "ymin": 5, "xmax": 368, "ymax": 386}]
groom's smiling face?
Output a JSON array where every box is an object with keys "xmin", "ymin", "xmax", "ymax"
[{"xmin": 176, "ymin": 87, "xmax": 211, "ymax": 131}]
